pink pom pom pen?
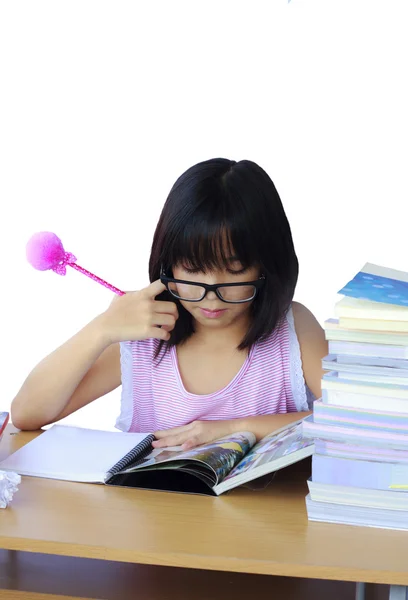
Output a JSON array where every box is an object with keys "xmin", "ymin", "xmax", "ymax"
[{"xmin": 26, "ymin": 232, "xmax": 125, "ymax": 296}]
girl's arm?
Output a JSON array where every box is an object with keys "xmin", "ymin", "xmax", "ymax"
[{"xmin": 11, "ymin": 319, "xmax": 121, "ymax": 431}]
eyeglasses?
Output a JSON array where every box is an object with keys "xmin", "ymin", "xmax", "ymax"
[{"xmin": 160, "ymin": 270, "xmax": 265, "ymax": 304}]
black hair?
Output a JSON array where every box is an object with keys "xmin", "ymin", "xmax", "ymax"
[{"xmin": 149, "ymin": 158, "xmax": 298, "ymax": 357}]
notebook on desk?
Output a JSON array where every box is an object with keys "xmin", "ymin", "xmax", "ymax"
[{"xmin": 0, "ymin": 420, "xmax": 313, "ymax": 496}]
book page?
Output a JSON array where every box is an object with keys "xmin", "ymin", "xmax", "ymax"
[{"xmin": 214, "ymin": 421, "xmax": 313, "ymax": 494}]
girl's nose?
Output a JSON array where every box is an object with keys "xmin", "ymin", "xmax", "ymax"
[{"xmin": 202, "ymin": 271, "xmax": 221, "ymax": 285}]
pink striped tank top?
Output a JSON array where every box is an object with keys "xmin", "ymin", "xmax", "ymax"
[{"xmin": 115, "ymin": 305, "xmax": 315, "ymax": 433}]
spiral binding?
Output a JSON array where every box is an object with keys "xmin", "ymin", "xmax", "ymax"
[{"xmin": 106, "ymin": 433, "xmax": 155, "ymax": 479}]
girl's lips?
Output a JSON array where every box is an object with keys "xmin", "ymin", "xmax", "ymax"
[{"xmin": 199, "ymin": 308, "xmax": 227, "ymax": 319}]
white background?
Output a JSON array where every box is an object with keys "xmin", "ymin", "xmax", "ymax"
[{"xmin": 1, "ymin": 0, "xmax": 407, "ymax": 431}]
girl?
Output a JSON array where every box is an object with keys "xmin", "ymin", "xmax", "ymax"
[{"xmin": 11, "ymin": 158, "xmax": 328, "ymax": 449}]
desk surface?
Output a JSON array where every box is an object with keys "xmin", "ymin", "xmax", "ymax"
[{"xmin": 1, "ymin": 425, "xmax": 408, "ymax": 586}]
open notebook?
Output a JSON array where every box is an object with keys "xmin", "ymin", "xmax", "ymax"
[{"xmin": 0, "ymin": 419, "xmax": 313, "ymax": 496}]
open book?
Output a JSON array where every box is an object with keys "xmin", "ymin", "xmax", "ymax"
[{"xmin": 0, "ymin": 418, "xmax": 313, "ymax": 496}]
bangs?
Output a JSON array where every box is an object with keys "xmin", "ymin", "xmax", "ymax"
[{"xmin": 164, "ymin": 214, "xmax": 259, "ymax": 273}]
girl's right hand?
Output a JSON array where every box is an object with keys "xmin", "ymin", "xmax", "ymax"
[{"xmin": 97, "ymin": 279, "xmax": 179, "ymax": 345}]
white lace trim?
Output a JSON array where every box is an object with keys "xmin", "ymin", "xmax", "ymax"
[
  {"xmin": 115, "ymin": 342, "xmax": 134, "ymax": 432},
  {"xmin": 286, "ymin": 306, "xmax": 313, "ymax": 411}
]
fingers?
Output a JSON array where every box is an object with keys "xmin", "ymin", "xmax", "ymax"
[
  {"xmin": 152, "ymin": 433, "xmax": 199, "ymax": 450},
  {"xmin": 143, "ymin": 281, "xmax": 179, "ymax": 319},
  {"xmin": 152, "ymin": 433, "xmax": 187, "ymax": 448},
  {"xmin": 147, "ymin": 303, "xmax": 178, "ymax": 341},
  {"xmin": 153, "ymin": 425, "xmax": 193, "ymax": 447},
  {"xmin": 152, "ymin": 313, "xmax": 177, "ymax": 329},
  {"xmin": 148, "ymin": 326, "xmax": 172, "ymax": 341},
  {"xmin": 154, "ymin": 301, "xmax": 179, "ymax": 317},
  {"xmin": 113, "ymin": 281, "xmax": 180, "ymax": 343},
  {"xmin": 155, "ymin": 424, "xmax": 192, "ymax": 439},
  {"xmin": 181, "ymin": 437, "xmax": 199, "ymax": 451},
  {"xmin": 143, "ymin": 279, "xmax": 167, "ymax": 299}
]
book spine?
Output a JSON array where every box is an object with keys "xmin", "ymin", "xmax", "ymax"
[
  {"xmin": 302, "ymin": 418, "xmax": 408, "ymax": 449},
  {"xmin": 321, "ymin": 378, "xmax": 408, "ymax": 399},
  {"xmin": 314, "ymin": 401, "xmax": 408, "ymax": 433},
  {"xmin": 306, "ymin": 493, "xmax": 408, "ymax": 530},
  {"xmin": 335, "ymin": 296, "xmax": 408, "ymax": 320},
  {"xmin": 336, "ymin": 355, "xmax": 408, "ymax": 368},
  {"xmin": 332, "ymin": 373, "xmax": 408, "ymax": 385},
  {"xmin": 322, "ymin": 357, "xmax": 408, "ymax": 378},
  {"xmin": 324, "ymin": 329, "xmax": 408, "ymax": 346},
  {"xmin": 312, "ymin": 454, "xmax": 408, "ymax": 490},
  {"xmin": 314, "ymin": 439, "xmax": 408, "ymax": 462},
  {"xmin": 339, "ymin": 317, "xmax": 408, "ymax": 332},
  {"xmin": 328, "ymin": 340, "xmax": 406, "ymax": 359},
  {"xmin": 322, "ymin": 389, "xmax": 408, "ymax": 413}
]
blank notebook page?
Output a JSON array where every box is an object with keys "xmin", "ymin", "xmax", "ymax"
[{"xmin": 0, "ymin": 425, "xmax": 149, "ymax": 483}]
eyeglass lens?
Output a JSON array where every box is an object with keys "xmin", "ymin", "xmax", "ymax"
[{"xmin": 167, "ymin": 281, "xmax": 256, "ymax": 302}]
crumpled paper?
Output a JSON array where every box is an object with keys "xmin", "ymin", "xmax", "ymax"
[{"xmin": 0, "ymin": 470, "xmax": 21, "ymax": 508}]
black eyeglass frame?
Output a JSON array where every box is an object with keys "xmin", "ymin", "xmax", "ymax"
[{"xmin": 160, "ymin": 269, "xmax": 266, "ymax": 304}]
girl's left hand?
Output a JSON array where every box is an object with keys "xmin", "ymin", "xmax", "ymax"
[{"xmin": 153, "ymin": 420, "xmax": 235, "ymax": 451}]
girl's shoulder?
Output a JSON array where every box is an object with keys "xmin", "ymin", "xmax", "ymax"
[
  {"xmin": 290, "ymin": 301, "xmax": 325, "ymax": 341},
  {"xmin": 291, "ymin": 300, "xmax": 319, "ymax": 322}
]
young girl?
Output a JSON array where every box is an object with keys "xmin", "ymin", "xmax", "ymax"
[{"xmin": 11, "ymin": 158, "xmax": 328, "ymax": 449}]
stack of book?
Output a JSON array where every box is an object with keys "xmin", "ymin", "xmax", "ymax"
[{"xmin": 302, "ymin": 263, "xmax": 408, "ymax": 530}]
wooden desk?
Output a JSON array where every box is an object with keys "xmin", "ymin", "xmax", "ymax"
[{"xmin": 0, "ymin": 425, "xmax": 405, "ymax": 599}]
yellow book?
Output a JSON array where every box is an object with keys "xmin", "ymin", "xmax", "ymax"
[
  {"xmin": 334, "ymin": 296, "xmax": 408, "ymax": 322},
  {"xmin": 339, "ymin": 317, "xmax": 408, "ymax": 333},
  {"xmin": 323, "ymin": 318, "xmax": 408, "ymax": 344},
  {"xmin": 321, "ymin": 376, "xmax": 408, "ymax": 399}
]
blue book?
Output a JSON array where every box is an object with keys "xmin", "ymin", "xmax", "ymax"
[{"xmin": 338, "ymin": 262, "xmax": 408, "ymax": 307}]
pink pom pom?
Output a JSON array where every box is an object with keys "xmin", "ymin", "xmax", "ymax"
[
  {"xmin": 26, "ymin": 232, "xmax": 67, "ymax": 271},
  {"xmin": 26, "ymin": 231, "xmax": 125, "ymax": 295}
]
